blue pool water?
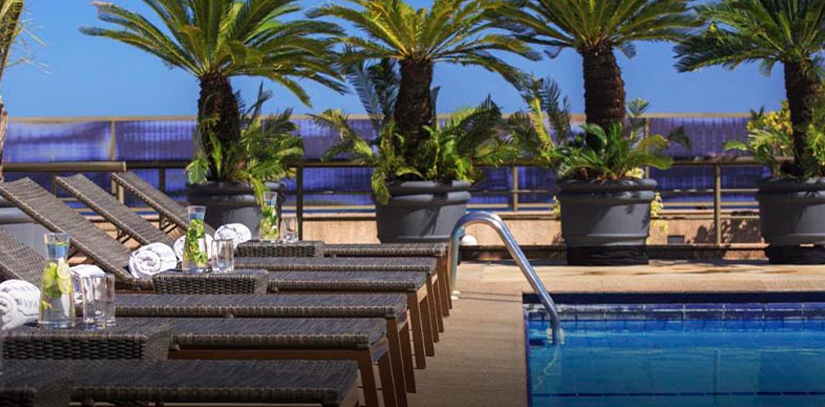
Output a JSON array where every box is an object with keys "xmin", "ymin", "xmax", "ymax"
[{"xmin": 526, "ymin": 304, "xmax": 825, "ymax": 407}]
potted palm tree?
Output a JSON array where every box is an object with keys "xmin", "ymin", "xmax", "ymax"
[
  {"xmin": 308, "ymin": 0, "xmax": 537, "ymax": 242},
  {"xmin": 81, "ymin": 0, "xmax": 344, "ymax": 232},
  {"xmin": 676, "ymin": 0, "xmax": 825, "ymax": 263}
]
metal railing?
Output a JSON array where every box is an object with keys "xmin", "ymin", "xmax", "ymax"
[{"xmin": 3, "ymin": 155, "xmax": 768, "ymax": 246}]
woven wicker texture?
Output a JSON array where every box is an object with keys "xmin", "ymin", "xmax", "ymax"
[
  {"xmin": 115, "ymin": 293, "xmax": 407, "ymax": 319},
  {"xmin": 152, "ymin": 270, "xmax": 269, "ymax": 294},
  {"xmin": 236, "ymin": 240, "xmax": 325, "ymax": 258},
  {"xmin": 236, "ymin": 257, "xmax": 436, "ymax": 275},
  {"xmin": 0, "ymin": 179, "xmax": 143, "ymax": 289},
  {"xmin": 4, "ymin": 321, "xmax": 171, "ymax": 361},
  {"xmin": 270, "ymin": 271, "xmax": 426, "ymax": 292},
  {"xmin": 55, "ymin": 174, "xmax": 174, "ymax": 246},
  {"xmin": 0, "ymin": 370, "xmax": 72, "ymax": 407},
  {"xmin": 326, "ymin": 243, "xmax": 448, "ymax": 258},
  {"xmin": 120, "ymin": 317, "xmax": 386, "ymax": 350},
  {"xmin": 0, "ymin": 227, "xmax": 45, "ymax": 286},
  {"xmin": 111, "ymin": 172, "xmax": 217, "ymax": 234},
  {"xmin": 7, "ymin": 359, "xmax": 358, "ymax": 406}
]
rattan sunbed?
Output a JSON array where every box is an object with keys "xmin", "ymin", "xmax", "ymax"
[
  {"xmin": 55, "ymin": 174, "xmax": 175, "ymax": 246},
  {"xmin": 0, "ymin": 226, "xmax": 45, "ymax": 286},
  {"xmin": 0, "ymin": 368, "xmax": 72, "ymax": 407}
]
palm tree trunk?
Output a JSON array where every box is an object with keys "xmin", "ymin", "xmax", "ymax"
[
  {"xmin": 198, "ymin": 73, "xmax": 240, "ymax": 180},
  {"xmin": 784, "ymin": 61, "xmax": 822, "ymax": 175},
  {"xmin": 394, "ymin": 58, "xmax": 434, "ymax": 158},
  {"xmin": 580, "ymin": 43, "xmax": 626, "ymax": 129},
  {"xmin": 0, "ymin": 99, "xmax": 7, "ymax": 182}
]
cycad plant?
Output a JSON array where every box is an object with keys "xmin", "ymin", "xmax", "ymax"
[
  {"xmin": 308, "ymin": 0, "xmax": 538, "ymax": 159},
  {"xmin": 494, "ymin": 0, "xmax": 697, "ymax": 128},
  {"xmin": 675, "ymin": 0, "xmax": 825, "ymax": 176},
  {"xmin": 81, "ymin": 0, "xmax": 343, "ymax": 180}
]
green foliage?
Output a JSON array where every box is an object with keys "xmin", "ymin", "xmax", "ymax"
[
  {"xmin": 511, "ymin": 76, "xmax": 688, "ymax": 180},
  {"xmin": 183, "ymin": 219, "xmax": 208, "ymax": 266},
  {"xmin": 186, "ymin": 84, "xmax": 304, "ymax": 202}
]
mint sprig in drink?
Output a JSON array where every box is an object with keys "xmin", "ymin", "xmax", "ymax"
[
  {"xmin": 260, "ymin": 191, "xmax": 279, "ymax": 242},
  {"xmin": 182, "ymin": 206, "xmax": 209, "ymax": 272}
]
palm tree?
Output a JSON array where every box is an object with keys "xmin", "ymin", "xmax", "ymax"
[
  {"xmin": 81, "ymin": 0, "xmax": 345, "ymax": 178},
  {"xmin": 0, "ymin": 0, "xmax": 25, "ymax": 180},
  {"xmin": 308, "ymin": 0, "xmax": 538, "ymax": 157},
  {"xmin": 495, "ymin": 0, "xmax": 697, "ymax": 129},
  {"xmin": 675, "ymin": 0, "xmax": 825, "ymax": 174}
]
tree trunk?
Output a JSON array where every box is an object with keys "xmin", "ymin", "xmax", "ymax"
[
  {"xmin": 394, "ymin": 58, "xmax": 434, "ymax": 159},
  {"xmin": 784, "ymin": 61, "xmax": 822, "ymax": 176},
  {"xmin": 580, "ymin": 43, "xmax": 626, "ymax": 129},
  {"xmin": 198, "ymin": 73, "xmax": 240, "ymax": 180},
  {"xmin": 0, "ymin": 97, "xmax": 8, "ymax": 182}
]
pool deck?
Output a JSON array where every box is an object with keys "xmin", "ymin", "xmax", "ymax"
[{"xmin": 407, "ymin": 260, "xmax": 825, "ymax": 406}]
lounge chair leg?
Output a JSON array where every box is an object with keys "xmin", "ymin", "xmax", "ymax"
[
  {"xmin": 406, "ymin": 294, "xmax": 427, "ymax": 369},
  {"xmin": 357, "ymin": 354, "xmax": 381, "ymax": 407},
  {"xmin": 398, "ymin": 321, "xmax": 416, "ymax": 392},
  {"xmin": 419, "ymin": 295, "xmax": 435, "ymax": 356},
  {"xmin": 437, "ymin": 257, "xmax": 452, "ymax": 311},
  {"xmin": 432, "ymin": 277, "xmax": 445, "ymax": 333},
  {"xmin": 425, "ymin": 277, "xmax": 440, "ymax": 343},
  {"xmin": 386, "ymin": 320, "xmax": 410, "ymax": 395},
  {"xmin": 378, "ymin": 352, "xmax": 402, "ymax": 407}
]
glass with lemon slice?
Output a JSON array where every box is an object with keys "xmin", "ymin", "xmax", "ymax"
[{"xmin": 39, "ymin": 233, "xmax": 76, "ymax": 328}]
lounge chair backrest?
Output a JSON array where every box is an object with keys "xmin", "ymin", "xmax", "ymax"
[
  {"xmin": 0, "ymin": 178, "xmax": 136, "ymax": 286},
  {"xmin": 0, "ymin": 227, "xmax": 45, "ymax": 285},
  {"xmin": 55, "ymin": 174, "xmax": 174, "ymax": 246}
]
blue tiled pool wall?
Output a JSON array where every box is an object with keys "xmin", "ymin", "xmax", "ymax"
[
  {"xmin": 5, "ymin": 116, "xmax": 761, "ymax": 208},
  {"xmin": 525, "ymin": 302, "xmax": 825, "ymax": 322}
]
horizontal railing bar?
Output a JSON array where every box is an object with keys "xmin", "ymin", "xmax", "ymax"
[{"xmin": 4, "ymin": 161, "xmax": 127, "ymax": 173}]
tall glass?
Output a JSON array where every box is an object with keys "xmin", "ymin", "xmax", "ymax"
[
  {"xmin": 39, "ymin": 233, "xmax": 75, "ymax": 328},
  {"xmin": 281, "ymin": 215, "xmax": 298, "ymax": 243},
  {"xmin": 211, "ymin": 238, "xmax": 234, "ymax": 273},
  {"xmin": 260, "ymin": 191, "xmax": 280, "ymax": 242},
  {"xmin": 80, "ymin": 274, "xmax": 116, "ymax": 329},
  {"xmin": 182, "ymin": 206, "xmax": 209, "ymax": 272}
]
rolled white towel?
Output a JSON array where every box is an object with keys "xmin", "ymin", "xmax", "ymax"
[
  {"xmin": 173, "ymin": 234, "xmax": 214, "ymax": 261},
  {"xmin": 0, "ymin": 280, "xmax": 40, "ymax": 330},
  {"xmin": 70, "ymin": 264, "xmax": 107, "ymax": 304},
  {"xmin": 214, "ymin": 223, "xmax": 252, "ymax": 248},
  {"xmin": 129, "ymin": 243, "xmax": 178, "ymax": 279}
]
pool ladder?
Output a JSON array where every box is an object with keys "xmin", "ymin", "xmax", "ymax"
[{"xmin": 447, "ymin": 211, "xmax": 562, "ymax": 340}]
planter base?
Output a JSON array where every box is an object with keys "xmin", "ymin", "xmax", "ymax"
[
  {"xmin": 566, "ymin": 246, "xmax": 649, "ymax": 266},
  {"xmin": 765, "ymin": 245, "xmax": 825, "ymax": 265}
]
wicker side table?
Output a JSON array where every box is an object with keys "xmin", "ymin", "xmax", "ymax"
[
  {"xmin": 236, "ymin": 240, "xmax": 325, "ymax": 258},
  {"xmin": 152, "ymin": 269, "xmax": 269, "ymax": 294},
  {"xmin": 0, "ymin": 371, "xmax": 72, "ymax": 407}
]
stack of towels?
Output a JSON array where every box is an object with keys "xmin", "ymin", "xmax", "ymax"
[{"xmin": 0, "ymin": 280, "xmax": 39, "ymax": 330}]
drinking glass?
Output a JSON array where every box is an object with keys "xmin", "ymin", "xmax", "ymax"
[
  {"xmin": 39, "ymin": 233, "xmax": 75, "ymax": 328},
  {"xmin": 281, "ymin": 215, "xmax": 298, "ymax": 243},
  {"xmin": 211, "ymin": 238, "xmax": 234, "ymax": 273},
  {"xmin": 182, "ymin": 206, "xmax": 208, "ymax": 272},
  {"xmin": 260, "ymin": 191, "xmax": 280, "ymax": 242},
  {"xmin": 80, "ymin": 274, "xmax": 116, "ymax": 329}
]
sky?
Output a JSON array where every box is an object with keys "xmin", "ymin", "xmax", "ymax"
[{"xmin": 1, "ymin": 0, "xmax": 786, "ymax": 118}]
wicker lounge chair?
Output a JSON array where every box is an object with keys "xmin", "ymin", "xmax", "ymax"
[
  {"xmin": 0, "ymin": 226, "xmax": 45, "ymax": 286},
  {"xmin": 0, "ymin": 367, "xmax": 72, "ymax": 407},
  {"xmin": 54, "ymin": 174, "xmax": 175, "ymax": 246}
]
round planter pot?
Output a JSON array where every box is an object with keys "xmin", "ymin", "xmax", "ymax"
[
  {"xmin": 556, "ymin": 178, "xmax": 657, "ymax": 265},
  {"xmin": 375, "ymin": 181, "xmax": 471, "ymax": 243},
  {"xmin": 0, "ymin": 196, "xmax": 49, "ymax": 256},
  {"xmin": 757, "ymin": 178, "xmax": 825, "ymax": 264},
  {"xmin": 186, "ymin": 181, "xmax": 285, "ymax": 238}
]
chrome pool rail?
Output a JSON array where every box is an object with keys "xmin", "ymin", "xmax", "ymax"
[{"xmin": 447, "ymin": 211, "xmax": 562, "ymax": 337}]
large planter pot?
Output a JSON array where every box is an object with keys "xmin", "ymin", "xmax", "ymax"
[
  {"xmin": 0, "ymin": 196, "xmax": 49, "ymax": 256},
  {"xmin": 757, "ymin": 178, "xmax": 825, "ymax": 264},
  {"xmin": 186, "ymin": 181, "xmax": 285, "ymax": 238},
  {"xmin": 556, "ymin": 178, "xmax": 656, "ymax": 265},
  {"xmin": 375, "ymin": 181, "xmax": 471, "ymax": 243}
]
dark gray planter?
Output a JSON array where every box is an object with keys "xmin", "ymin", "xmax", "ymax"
[
  {"xmin": 557, "ymin": 179, "xmax": 656, "ymax": 265},
  {"xmin": 375, "ymin": 181, "xmax": 471, "ymax": 243},
  {"xmin": 0, "ymin": 196, "xmax": 48, "ymax": 256},
  {"xmin": 756, "ymin": 178, "xmax": 825, "ymax": 246},
  {"xmin": 186, "ymin": 181, "xmax": 284, "ymax": 238}
]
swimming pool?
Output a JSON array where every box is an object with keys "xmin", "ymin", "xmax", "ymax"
[{"xmin": 526, "ymin": 302, "xmax": 825, "ymax": 407}]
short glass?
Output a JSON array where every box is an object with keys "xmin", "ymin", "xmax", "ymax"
[
  {"xmin": 260, "ymin": 191, "xmax": 280, "ymax": 242},
  {"xmin": 281, "ymin": 215, "xmax": 298, "ymax": 243},
  {"xmin": 182, "ymin": 205, "xmax": 209, "ymax": 272},
  {"xmin": 80, "ymin": 274, "xmax": 116, "ymax": 329},
  {"xmin": 39, "ymin": 233, "xmax": 75, "ymax": 329},
  {"xmin": 211, "ymin": 238, "xmax": 234, "ymax": 273}
]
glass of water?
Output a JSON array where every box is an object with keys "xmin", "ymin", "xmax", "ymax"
[
  {"xmin": 281, "ymin": 215, "xmax": 298, "ymax": 243},
  {"xmin": 80, "ymin": 274, "xmax": 116, "ymax": 329},
  {"xmin": 212, "ymin": 238, "xmax": 234, "ymax": 273}
]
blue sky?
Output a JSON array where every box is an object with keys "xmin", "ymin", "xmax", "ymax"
[{"xmin": 2, "ymin": 0, "xmax": 785, "ymax": 117}]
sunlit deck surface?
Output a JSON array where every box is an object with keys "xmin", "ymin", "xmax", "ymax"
[{"xmin": 408, "ymin": 260, "xmax": 825, "ymax": 406}]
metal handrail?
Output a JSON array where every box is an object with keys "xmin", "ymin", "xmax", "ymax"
[{"xmin": 447, "ymin": 211, "xmax": 562, "ymax": 339}]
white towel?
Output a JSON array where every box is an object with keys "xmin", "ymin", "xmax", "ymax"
[
  {"xmin": 173, "ymin": 234, "xmax": 214, "ymax": 261},
  {"xmin": 70, "ymin": 264, "xmax": 107, "ymax": 304},
  {"xmin": 0, "ymin": 280, "xmax": 40, "ymax": 330},
  {"xmin": 128, "ymin": 243, "xmax": 178, "ymax": 279},
  {"xmin": 214, "ymin": 223, "xmax": 252, "ymax": 248}
]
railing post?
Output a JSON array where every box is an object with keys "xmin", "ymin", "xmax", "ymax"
[
  {"xmin": 511, "ymin": 165, "xmax": 519, "ymax": 211},
  {"xmin": 714, "ymin": 163, "xmax": 722, "ymax": 246},
  {"xmin": 158, "ymin": 169, "xmax": 166, "ymax": 194},
  {"xmin": 297, "ymin": 164, "xmax": 304, "ymax": 240}
]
